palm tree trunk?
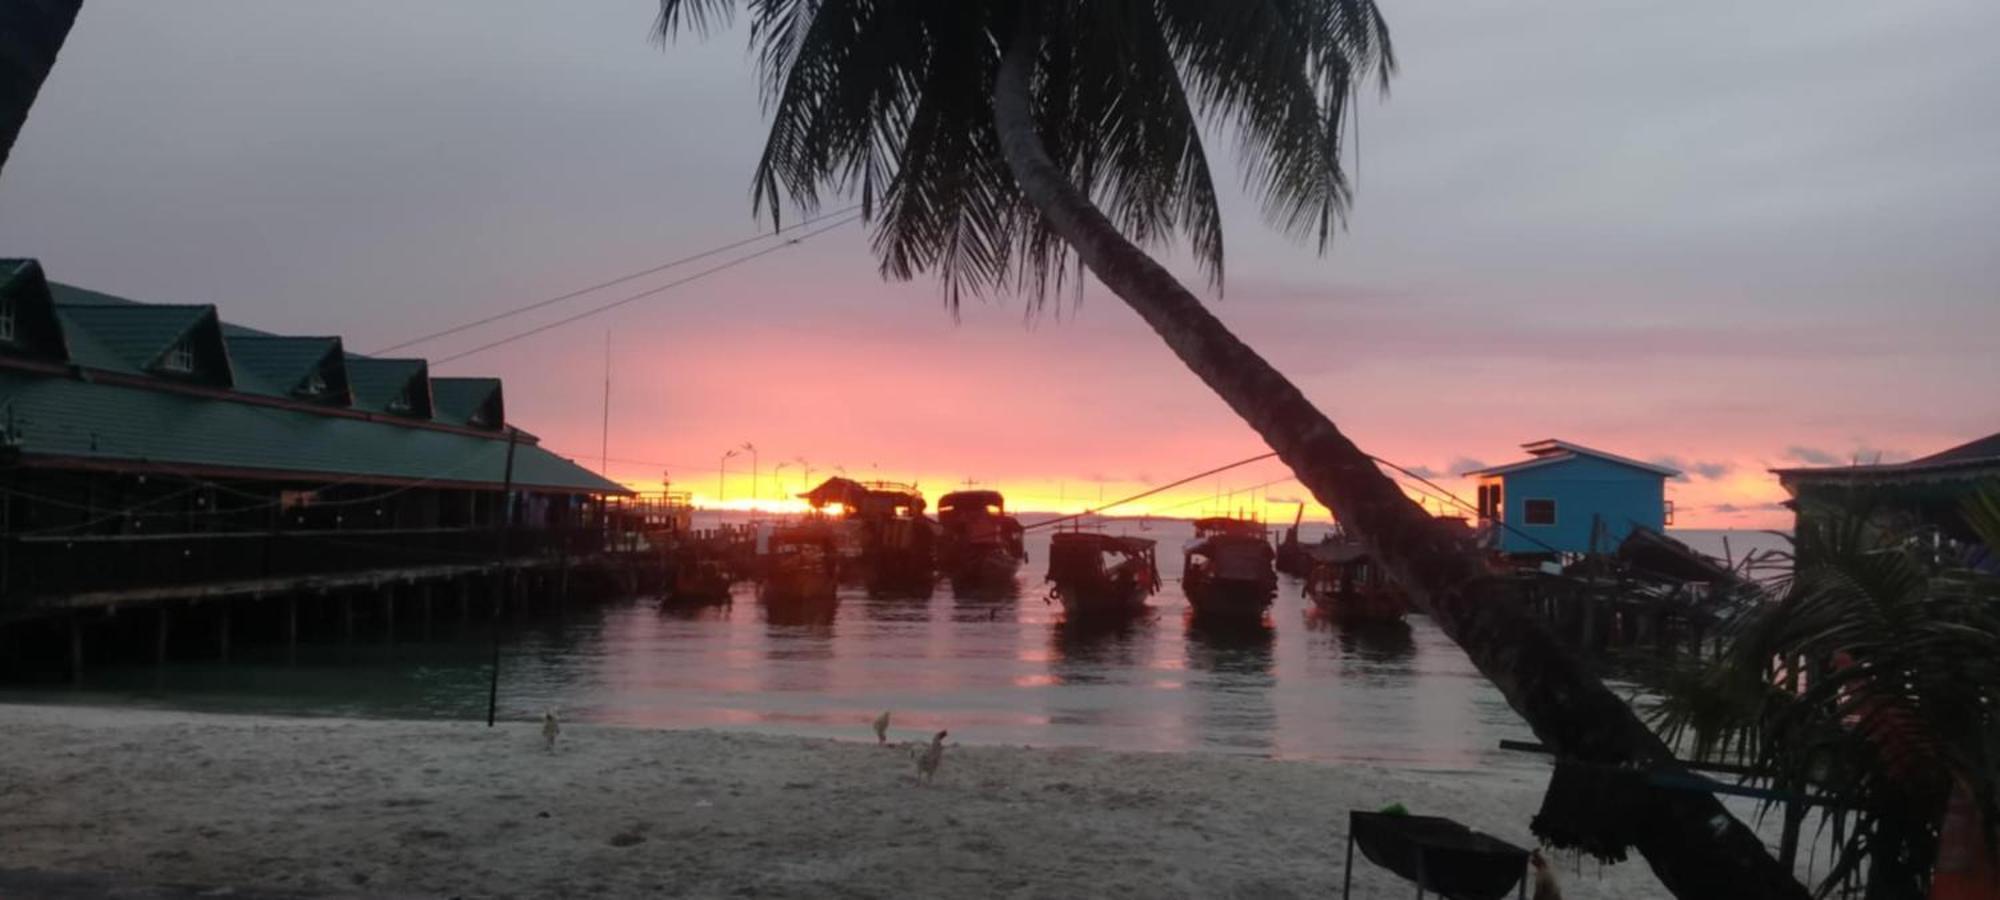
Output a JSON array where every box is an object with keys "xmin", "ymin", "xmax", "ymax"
[
  {"xmin": 992, "ymin": 26, "xmax": 1808, "ymax": 900},
  {"xmin": 0, "ymin": 0, "xmax": 85, "ymax": 179}
]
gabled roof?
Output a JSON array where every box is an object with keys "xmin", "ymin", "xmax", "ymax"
[
  {"xmin": 51, "ymin": 287, "xmax": 234, "ymax": 387},
  {"xmin": 1462, "ymin": 439, "xmax": 1680, "ymax": 479},
  {"xmin": 0, "ymin": 259, "xmax": 620, "ymax": 493},
  {"xmin": 343, "ymin": 355, "xmax": 431, "ymax": 418},
  {"xmin": 0, "ymin": 260, "xmax": 72, "ymax": 362},
  {"xmin": 430, "ymin": 377, "xmax": 503, "ymax": 429},
  {"xmin": 228, "ymin": 335, "xmax": 350, "ymax": 404},
  {"xmin": 52, "ymin": 295, "xmax": 209, "ymax": 373},
  {"xmin": 1910, "ymin": 431, "xmax": 2000, "ymax": 467},
  {"xmin": 1773, "ymin": 429, "xmax": 2000, "ymax": 485}
]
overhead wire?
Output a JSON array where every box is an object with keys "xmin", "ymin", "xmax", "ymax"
[
  {"xmin": 372, "ymin": 204, "xmax": 863, "ymax": 354},
  {"xmin": 430, "ymin": 212, "xmax": 865, "ymax": 367}
]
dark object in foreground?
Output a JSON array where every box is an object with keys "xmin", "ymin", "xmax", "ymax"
[{"xmin": 1343, "ymin": 810, "xmax": 1529, "ymax": 900}]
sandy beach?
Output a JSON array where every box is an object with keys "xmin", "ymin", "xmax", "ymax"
[{"xmin": 0, "ymin": 703, "xmax": 1700, "ymax": 899}]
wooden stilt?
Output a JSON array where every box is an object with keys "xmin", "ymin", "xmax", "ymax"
[
  {"xmin": 343, "ymin": 594, "xmax": 356, "ymax": 643},
  {"xmin": 382, "ymin": 586, "xmax": 396, "ymax": 643},
  {"xmin": 285, "ymin": 595, "xmax": 299, "ymax": 663},
  {"xmin": 420, "ymin": 582, "xmax": 434, "ymax": 641},
  {"xmin": 216, "ymin": 604, "xmax": 231, "ymax": 662}
]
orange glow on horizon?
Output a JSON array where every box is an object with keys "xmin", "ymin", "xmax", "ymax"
[{"xmin": 600, "ymin": 461, "xmax": 1798, "ymax": 531}]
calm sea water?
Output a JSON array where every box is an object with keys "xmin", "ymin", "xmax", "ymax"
[{"xmin": 3, "ymin": 520, "xmax": 1785, "ymax": 774}]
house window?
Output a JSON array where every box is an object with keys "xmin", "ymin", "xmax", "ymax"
[
  {"xmin": 1524, "ymin": 498, "xmax": 1557, "ymax": 526},
  {"xmin": 297, "ymin": 372, "xmax": 328, "ymax": 397},
  {"xmin": 0, "ymin": 295, "xmax": 16, "ymax": 342},
  {"xmin": 1663, "ymin": 499, "xmax": 1675, "ymax": 526},
  {"xmin": 161, "ymin": 339, "xmax": 195, "ymax": 373}
]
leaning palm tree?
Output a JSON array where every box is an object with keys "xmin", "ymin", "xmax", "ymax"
[
  {"xmin": 655, "ymin": 3, "xmax": 1805, "ymax": 896},
  {"xmin": 0, "ymin": 0, "xmax": 86, "ymax": 178}
]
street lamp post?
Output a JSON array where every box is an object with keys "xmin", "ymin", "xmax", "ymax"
[
  {"xmin": 741, "ymin": 442, "xmax": 759, "ymax": 504},
  {"xmin": 718, "ymin": 448, "xmax": 740, "ymax": 505},
  {"xmin": 795, "ymin": 457, "xmax": 813, "ymax": 493}
]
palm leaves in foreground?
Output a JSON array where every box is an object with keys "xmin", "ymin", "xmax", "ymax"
[
  {"xmin": 656, "ymin": 0, "xmax": 1390, "ymax": 306},
  {"xmin": 1652, "ymin": 500, "xmax": 2000, "ymax": 898}
]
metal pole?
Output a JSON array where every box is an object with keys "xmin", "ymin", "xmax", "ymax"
[{"xmin": 486, "ymin": 427, "xmax": 519, "ymax": 728}]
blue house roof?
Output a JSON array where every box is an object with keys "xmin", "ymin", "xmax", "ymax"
[{"xmin": 1463, "ymin": 439, "xmax": 1679, "ymax": 479}]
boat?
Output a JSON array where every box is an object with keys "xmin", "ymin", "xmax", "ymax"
[
  {"xmin": 1045, "ymin": 531, "xmax": 1158, "ymax": 619},
  {"xmin": 802, "ymin": 477, "xmax": 936, "ymax": 595},
  {"xmin": 1302, "ymin": 540, "xmax": 1410, "ymax": 622},
  {"xmin": 665, "ymin": 555, "xmax": 732, "ymax": 606},
  {"xmin": 1274, "ymin": 504, "xmax": 1315, "ymax": 577},
  {"xmin": 1182, "ymin": 517, "xmax": 1278, "ymax": 623},
  {"xmin": 758, "ymin": 522, "xmax": 840, "ymax": 605},
  {"xmin": 935, "ymin": 490, "xmax": 1026, "ymax": 591}
]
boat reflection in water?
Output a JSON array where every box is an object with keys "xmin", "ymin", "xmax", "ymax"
[
  {"xmin": 1303, "ymin": 609, "xmax": 1417, "ymax": 662},
  {"xmin": 1183, "ymin": 615, "xmax": 1277, "ymax": 753}
]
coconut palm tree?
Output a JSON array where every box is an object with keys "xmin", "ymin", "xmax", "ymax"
[
  {"xmin": 655, "ymin": 3, "xmax": 1806, "ymax": 896},
  {"xmin": 0, "ymin": 0, "xmax": 86, "ymax": 178},
  {"xmin": 1654, "ymin": 500, "xmax": 2000, "ymax": 899}
]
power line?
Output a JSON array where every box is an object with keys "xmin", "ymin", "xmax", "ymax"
[
  {"xmin": 430, "ymin": 212, "xmax": 864, "ymax": 367},
  {"xmin": 373, "ymin": 205, "xmax": 863, "ymax": 354},
  {"xmin": 1021, "ymin": 452, "xmax": 1279, "ymax": 531}
]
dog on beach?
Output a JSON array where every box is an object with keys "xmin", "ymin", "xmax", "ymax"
[
  {"xmin": 916, "ymin": 730, "xmax": 947, "ymax": 785},
  {"xmin": 542, "ymin": 708, "xmax": 560, "ymax": 752},
  {"xmin": 872, "ymin": 710, "xmax": 891, "ymax": 745},
  {"xmin": 1530, "ymin": 849, "xmax": 1563, "ymax": 900}
]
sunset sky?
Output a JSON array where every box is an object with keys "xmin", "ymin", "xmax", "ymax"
[{"xmin": 2, "ymin": 0, "xmax": 1994, "ymax": 527}]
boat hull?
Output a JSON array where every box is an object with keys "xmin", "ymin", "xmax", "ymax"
[
  {"xmin": 1185, "ymin": 578, "xmax": 1275, "ymax": 623},
  {"xmin": 1307, "ymin": 588, "xmax": 1409, "ymax": 623},
  {"xmin": 1052, "ymin": 580, "xmax": 1148, "ymax": 620}
]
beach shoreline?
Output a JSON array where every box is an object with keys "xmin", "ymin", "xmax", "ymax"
[{"xmin": 0, "ymin": 703, "xmax": 1678, "ymax": 898}]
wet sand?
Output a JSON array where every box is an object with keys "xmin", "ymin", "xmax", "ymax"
[{"xmin": 0, "ymin": 703, "xmax": 1701, "ymax": 898}]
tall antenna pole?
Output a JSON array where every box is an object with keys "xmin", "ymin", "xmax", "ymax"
[{"xmin": 599, "ymin": 331, "xmax": 611, "ymax": 475}]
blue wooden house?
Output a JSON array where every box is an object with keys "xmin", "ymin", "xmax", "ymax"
[{"xmin": 1462, "ymin": 439, "xmax": 1678, "ymax": 555}]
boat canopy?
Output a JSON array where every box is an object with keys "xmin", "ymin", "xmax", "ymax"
[
  {"xmin": 938, "ymin": 490, "xmax": 1006, "ymax": 520},
  {"xmin": 1193, "ymin": 517, "xmax": 1267, "ymax": 539},
  {"xmin": 802, "ymin": 476, "xmax": 926, "ymax": 516}
]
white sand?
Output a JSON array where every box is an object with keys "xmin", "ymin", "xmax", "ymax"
[{"xmin": 0, "ymin": 703, "xmax": 1682, "ymax": 898}]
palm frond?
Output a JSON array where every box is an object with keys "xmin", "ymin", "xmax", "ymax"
[{"xmin": 652, "ymin": 0, "xmax": 1392, "ymax": 310}]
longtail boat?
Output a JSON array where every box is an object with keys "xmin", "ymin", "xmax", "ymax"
[
  {"xmin": 935, "ymin": 490, "xmax": 1026, "ymax": 591},
  {"xmin": 1303, "ymin": 541, "xmax": 1410, "ymax": 622},
  {"xmin": 1182, "ymin": 517, "xmax": 1278, "ymax": 623},
  {"xmin": 802, "ymin": 477, "xmax": 935, "ymax": 595},
  {"xmin": 1045, "ymin": 531, "xmax": 1158, "ymax": 619},
  {"xmin": 759, "ymin": 522, "xmax": 839, "ymax": 606}
]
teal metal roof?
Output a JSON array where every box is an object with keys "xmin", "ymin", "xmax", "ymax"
[
  {"xmin": 0, "ymin": 371, "xmax": 623, "ymax": 494},
  {"xmin": 342, "ymin": 355, "xmax": 428, "ymax": 415},
  {"xmin": 2, "ymin": 261, "xmax": 610, "ymax": 492},
  {"xmin": 431, "ymin": 377, "xmax": 502, "ymax": 428},
  {"xmin": 50, "ymin": 290, "xmax": 211, "ymax": 374},
  {"xmin": 228, "ymin": 335, "xmax": 343, "ymax": 399}
]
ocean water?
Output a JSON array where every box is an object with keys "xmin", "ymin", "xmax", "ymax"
[{"xmin": 2, "ymin": 521, "xmax": 1784, "ymax": 774}]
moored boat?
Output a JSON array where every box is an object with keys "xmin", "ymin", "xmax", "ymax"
[
  {"xmin": 1183, "ymin": 517, "xmax": 1277, "ymax": 623},
  {"xmin": 759, "ymin": 522, "xmax": 840, "ymax": 605},
  {"xmin": 1302, "ymin": 541, "xmax": 1410, "ymax": 622},
  {"xmin": 936, "ymin": 490, "xmax": 1026, "ymax": 593},
  {"xmin": 1045, "ymin": 531, "xmax": 1158, "ymax": 619},
  {"xmin": 802, "ymin": 477, "xmax": 935, "ymax": 596}
]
